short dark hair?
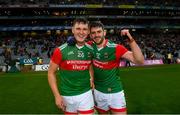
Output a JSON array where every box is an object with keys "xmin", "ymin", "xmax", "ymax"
[
  {"xmin": 72, "ymin": 18, "xmax": 89, "ymax": 26},
  {"xmin": 89, "ymin": 21, "xmax": 104, "ymax": 30}
]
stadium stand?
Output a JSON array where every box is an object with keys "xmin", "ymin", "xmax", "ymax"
[
  {"xmin": 0, "ymin": 2, "xmax": 180, "ymax": 115},
  {"xmin": 0, "ymin": 0, "xmax": 179, "ymax": 72},
  {"xmin": 0, "ymin": 0, "xmax": 179, "ymax": 6}
]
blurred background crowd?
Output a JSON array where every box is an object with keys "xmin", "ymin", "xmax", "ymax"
[{"xmin": 0, "ymin": 0, "xmax": 179, "ymax": 69}]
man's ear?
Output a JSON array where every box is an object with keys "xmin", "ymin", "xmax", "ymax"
[
  {"xmin": 103, "ymin": 30, "xmax": 106, "ymax": 36},
  {"xmin": 72, "ymin": 27, "xmax": 74, "ymax": 34},
  {"xmin": 89, "ymin": 31, "xmax": 93, "ymax": 39},
  {"xmin": 89, "ymin": 34, "xmax": 92, "ymax": 39}
]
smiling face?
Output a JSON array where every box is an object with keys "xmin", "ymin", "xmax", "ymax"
[
  {"xmin": 72, "ymin": 22, "xmax": 89, "ymax": 45},
  {"xmin": 89, "ymin": 21, "xmax": 106, "ymax": 46},
  {"xmin": 90, "ymin": 26, "xmax": 106, "ymax": 45}
]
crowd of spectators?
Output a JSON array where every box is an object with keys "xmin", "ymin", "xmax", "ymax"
[
  {"xmin": 0, "ymin": 0, "xmax": 179, "ymax": 6},
  {"xmin": 0, "ymin": 32, "xmax": 67, "ymax": 67},
  {"xmin": 107, "ymin": 29, "xmax": 180, "ymax": 64},
  {"xmin": 0, "ymin": 1, "xmax": 179, "ymax": 72},
  {"xmin": 0, "ymin": 29, "xmax": 179, "ymax": 67}
]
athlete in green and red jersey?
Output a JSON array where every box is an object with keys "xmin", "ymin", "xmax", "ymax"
[
  {"xmin": 48, "ymin": 18, "xmax": 94, "ymax": 114},
  {"xmin": 89, "ymin": 21, "xmax": 144, "ymax": 114}
]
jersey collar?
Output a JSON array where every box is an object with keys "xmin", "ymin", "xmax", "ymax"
[{"xmin": 76, "ymin": 44, "xmax": 84, "ymax": 49}]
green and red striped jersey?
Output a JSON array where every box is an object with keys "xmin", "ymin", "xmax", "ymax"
[
  {"xmin": 51, "ymin": 43, "xmax": 93, "ymax": 96},
  {"xmin": 91, "ymin": 39, "xmax": 128, "ymax": 93}
]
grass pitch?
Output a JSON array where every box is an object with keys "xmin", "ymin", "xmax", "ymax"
[{"xmin": 0, "ymin": 64, "xmax": 180, "ymax": 114}]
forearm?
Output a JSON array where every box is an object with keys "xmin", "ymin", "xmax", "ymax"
[
  {"xmin": 121, "ymin": 29, "xmax": 144, "ymax": 65},
  {"xmin": 48, "ymin": 72, "xmax": 61, "ymax": 98},
  {"xmin": 129, "ymin": 39, "xmax": 144, "ymax": 64},
  {"xmin": 89, "ymin": 65, "xmax": 94, "ymax": 80},
  {"xmin": 89, "ymin": 64, "xmax": 94, "ymax": 89}
]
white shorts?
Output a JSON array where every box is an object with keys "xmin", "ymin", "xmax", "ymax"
[
  {"xmin": 94, "ymin": 89, "xmax": 126, "ymax": 113},
  {"xmin": 62, "ymin": 90, "xmax": 94, "ymax": 114}
]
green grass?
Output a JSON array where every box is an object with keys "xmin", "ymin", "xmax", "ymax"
[
  {"xmin": 120, "ymin": 64, "xmax": 180, "ymax": 114},
  {"xmin": 0, "ymin": 72, "xmax": 60, "ymax": 114},
  {"xmin": 0, "ymin": 64, "xmax": 180, "ymax": 114}
]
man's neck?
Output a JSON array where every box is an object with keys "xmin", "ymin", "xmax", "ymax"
[{"xmin": 76, "ymin": 42, "xmax": 85, "ymax": 47}]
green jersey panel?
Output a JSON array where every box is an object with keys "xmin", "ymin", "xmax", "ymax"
[
  {"xmin": 92, "ymin": 39, "xmax": 128, "ymax": 93},
  {"xmin": 51, "ymin": 43, "xmax": 93, "ymax": 96},
  {"xmin": 58, "ymin": 70, "xmax": 91, "ymax": 96}
]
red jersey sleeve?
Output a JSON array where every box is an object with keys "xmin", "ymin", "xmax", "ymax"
[
  {"xmin": 115, "ymin": 44, "xmax": 128, "ymax": 60},
  {"xmin": 50, "ymin": 48, "xmax": 62, "ymax": 65}
]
